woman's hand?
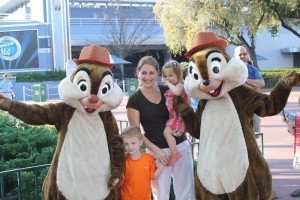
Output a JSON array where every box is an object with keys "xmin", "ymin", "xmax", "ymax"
[{"xmin": 155, "ymin": 148, "xmax": 171, "ymax": 166}]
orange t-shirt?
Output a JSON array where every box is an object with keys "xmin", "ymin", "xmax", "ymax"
[{"xmin": 121, "ymin": 152, "xmax": 157, "ymax": 200}]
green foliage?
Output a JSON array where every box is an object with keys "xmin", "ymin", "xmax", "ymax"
[
  {"xmin": 154, "ymin": 0, "xmax": 300, "ymax": 67},
  {"xmin": 261, "ymin": 68, "xmax": 300, "ymax": 88},
  {"xmin": 16, "ymin": 168, "xmax": 49, "ymax": 200},
  {"xmin": 0, "ymin": 111, "xmax": 57, "ymax": 197},
  {"xmin": 180, "ymin": 62, "xmax": 189, "ymax": 79},
  {"xmin": 154, "ymin": 1, "xmax": 277, "ymax": 54},
  {"xmin": 263, "ymin": 0, "xmax": 300, "ymax": 38},
  {"xmin": 16, "ymin": 70, "xmax": 66, "ymax": 82}
]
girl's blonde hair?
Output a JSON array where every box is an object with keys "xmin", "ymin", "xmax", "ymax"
[
  {"xmin": 162, "ymin": 60, "xmax": 183, "ymax": 82},
  {"xmin": 121, "ymin": 126, "xmax": 143, "ymax": 140}
]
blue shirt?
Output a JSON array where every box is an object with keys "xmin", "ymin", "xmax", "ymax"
[
  {"xmin": 191, "ymin": 97, "xmax": 199, "ymax": 111},
  {"xmin": 0, "ymin": 80, "xmax": 13, "ymax": 93},
  {"xmin": 247, "ymin": 64, "xmax": 263, "ymax": 80}
]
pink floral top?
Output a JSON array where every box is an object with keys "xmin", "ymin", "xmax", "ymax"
[{"xmin": 164, "ymin": 89, "xmax": 190, "ymax": 132}]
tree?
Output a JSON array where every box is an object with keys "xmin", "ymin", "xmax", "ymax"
[
  {"xmin": 101, "ymin": 0, "xmax": 156, "ymax": 80},
  {"xmin": 263, "ymin": 0, "xmax": 300, "ymax": 38},
  {"xmin": 0, "ymin": 112, "xmax": 57, "ymax": 197},
  {"xmin": 154, "ymin": 0, "xmax": 277, "ymax": 68}
]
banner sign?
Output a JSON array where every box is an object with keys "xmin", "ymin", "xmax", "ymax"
[{"xmin": 0, "ymin": 30, "xmax": 39, "ymax": 70}]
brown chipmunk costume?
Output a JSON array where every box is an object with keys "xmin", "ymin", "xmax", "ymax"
[
  {"xmin": 0, "ymin": 45, "xmax": 125, "ymax": 200},
  {"xmin": 173, "ymin": 32, "xmax": 300, "ymax": 200}
]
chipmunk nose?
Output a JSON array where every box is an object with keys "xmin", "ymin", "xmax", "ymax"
[
  {"xmin": 88, "ymin": 94, "xmax": 99, "ymax": 103},
  {"xmin": 203, "ymin": 79, "xmax": 211, "ymax": 86}
]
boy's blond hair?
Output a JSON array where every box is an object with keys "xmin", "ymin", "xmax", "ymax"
[{"xmin": 121, "ymin": 126, "xmax": 143, "ymax": 140}]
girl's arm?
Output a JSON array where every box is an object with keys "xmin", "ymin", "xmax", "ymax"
[
  {"xmin": 165, "ymin": 81, "xmax": 183, "ymax": 96},
  {"xmin": 127, "ymin": 107, "xmax": 170, "ymax": 165}
]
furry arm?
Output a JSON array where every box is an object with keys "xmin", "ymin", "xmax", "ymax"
[
  {"xmin": 231, "ymin": 72, "xmax": 299, "ymax": 119},
  {"xmin": 0, "ymin": 95, "xmax": 70, "ymax": 129},
  {"xmin": 0, "ymin": 95, "xmax": 13, "ymax": 109},
  {"xmin": 255, "ymin": 72, "xmax": 299, "ymax": 116},
  {"xmin": 172, "ymin": 95, "xmax": 201, "ymax": 139},
  {"xmin": 100, "ymin": 112, "xmax": 125, "ymax": 190},
  {"xmin": 281, "ymin": 70, "xmax": 300, "ymax": 88},
  {"xmin": 256, "ymin": 70, "xmax": 300, "ymax": 116}
]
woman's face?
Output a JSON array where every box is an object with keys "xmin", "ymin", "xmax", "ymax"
[{"xmin": 136, "ymin": 64, "xmax": 159, "ymax": 88}]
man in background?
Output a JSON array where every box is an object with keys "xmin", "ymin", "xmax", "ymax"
[
  {"xmin": 234, "ymin": 46, "xmax": 265, "ymax": 133},
  {"xmin": 0, "ymin": 73, "xmax": 15, "ymax": 100}
]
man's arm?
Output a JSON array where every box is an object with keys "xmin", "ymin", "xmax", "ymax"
[
  {"xmin": 245, "ymin": 79, "xmax": 265, "ymax": 90},
  {"xmin": 246, "ymin": 66, "xmax": 265, "ymax": 90}
]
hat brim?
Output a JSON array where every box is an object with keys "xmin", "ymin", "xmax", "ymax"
[
  {"xmin": 73, "ymin": 58, "xmax": 115, "ymax": 69},
  {"xmin": 184, "ymin": 39, "xmax": 227, "ymax": 59}
]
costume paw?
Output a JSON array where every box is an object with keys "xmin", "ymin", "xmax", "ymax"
[
  {"xmin": 282, "ymin": 70, "xmax": 300, "ymax": 87},
  {"xmin": 109, "ymin": 178, "xmax": 119, "ymax": 189},
  {"xmin": 172, "ymin": 95, "xmax": 191, "ymax": 114},
  {"xmin": 0, "ymin": 95, "xmax": 13, "ymax": 110},
  {"xmin": 108, "ymin": 173, "xmax": 122, "ymax": 189}
]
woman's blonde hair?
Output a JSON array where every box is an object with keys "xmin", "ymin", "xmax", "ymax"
[{"xmin": 136, "ymin": 56, "xmax": 159, "ymax": 72}]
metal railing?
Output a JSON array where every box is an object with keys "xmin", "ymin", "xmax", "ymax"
[
  {"xmin": 70, "ymin": 18, "xmax": 157, "ymax": 26},
  {"xmin": 21, "ymin": 80, "xmax": 131, "ymax": 102},
  {"xmin": 46, "ymin": 84, "xmax": 59, "ymax": 100},
  {"xmin": 22, "ymin": 84, "xmax": 58, "ymax": 102},
  {"xmin": 22, "ymin": 86, "xmax": 33, "ymax": 102},
  {"xmin": 0, "ymin": 164, "xmax": 50, "ymax": 200},
  {"xmin": 255, "ymin": 132, "xmax": 264, "ymax": 155},
  {"xmin": 116, "ymin": 119, "xmax": 129, "ymax": 133}
]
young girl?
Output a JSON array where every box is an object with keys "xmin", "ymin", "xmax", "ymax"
[{"xmin": 162, "ymin": 60, "xmax": 190, "ymax": 166}]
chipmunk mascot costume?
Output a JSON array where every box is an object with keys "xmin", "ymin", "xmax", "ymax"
[
  {"xmin": 0, "ymin": 45, "xmax": 125, "ymax": 200},
  {"xmin": 173, "ymin": 32, "xmax": 300, "ymax": 200}
]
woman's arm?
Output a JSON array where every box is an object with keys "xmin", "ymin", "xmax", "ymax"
[
  {"xmin": 165, "ymin": 81, "xmax": 183, "ymax": 96},
  {"xmin": 127, "ymin": 108, "xmax": 157, "ymax": 150},
  {"xmin": 127, "ymin": 107, "xmax": 170, "ymax": 165}
]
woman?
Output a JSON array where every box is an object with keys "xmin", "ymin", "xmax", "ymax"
[{"xmin": 126, "ymin": 56, "xmax": 195, "ymax": 200}]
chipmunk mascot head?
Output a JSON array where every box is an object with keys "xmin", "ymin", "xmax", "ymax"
[
  {"xmin": 173, "ymin": 32, "xmax": 300, "ymax": 199},
  {"xmin": 0, "ymin": 45, "xmax": 125, "ymax": 200}
]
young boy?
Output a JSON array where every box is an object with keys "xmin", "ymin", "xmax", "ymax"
[{"xmin": 120, "ymin": 126, "xmax": 165, "ymax": 200}]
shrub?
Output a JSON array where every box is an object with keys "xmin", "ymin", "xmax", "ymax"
[
  {"xmin": 261, "ymin": 68, "xmax": 300, "ymax": 88},
  {"xmin": 0, "ymin": 111, "xmax": 57, "ymax": 197},
  {"xmin": 15, "ymin": 70, "xmax": 66, "ymax": 82}
]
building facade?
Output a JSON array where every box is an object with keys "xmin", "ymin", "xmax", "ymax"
[{"xmin": 0, "ymin": 0, "xmax": 300, "ymax": 78}]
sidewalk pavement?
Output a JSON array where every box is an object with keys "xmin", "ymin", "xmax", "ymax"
[{"xmin": 262, "ymin": 87, "xmax": 300, "ymax": 199}]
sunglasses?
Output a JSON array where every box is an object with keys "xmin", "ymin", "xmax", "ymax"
[{"xmin": 238, "ymin": 53, "xmax": 247, "ymax": 56}]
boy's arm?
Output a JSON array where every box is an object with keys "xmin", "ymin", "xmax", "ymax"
[{"xmin": 154, "ymin": 163, "xmax": 165, "ymax": 179}]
